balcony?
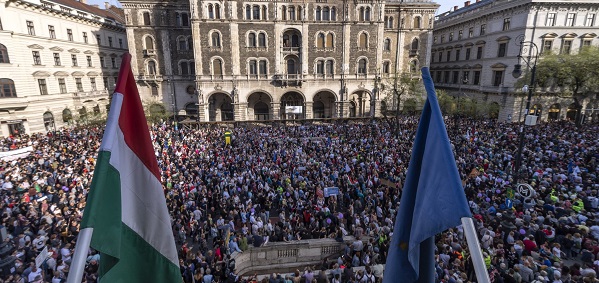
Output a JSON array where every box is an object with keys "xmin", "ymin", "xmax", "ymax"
[
  {"xmin": 282, "ymin": 46, "xmax": 300, "ymax": 53},
  {"xmin": 137, "ymin": 74, "xmax": 163, "ymax": 82},
  {"xmin": 274, "ymin": 74, "xmax": 303, "ymax": 87}
]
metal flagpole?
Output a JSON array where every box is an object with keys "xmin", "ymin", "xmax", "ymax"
[
  {"xmin": 461, "ymin": 217, "xmax": 490, "ymax": 283},
  {"xmin": 66, "ymin": 228, "xmax": 94, "ymax": 283}
]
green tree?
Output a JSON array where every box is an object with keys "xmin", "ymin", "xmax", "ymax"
[
  {"xmin": 143, "ymin": 101, "xmax": 171, "ymax": 123},
  {"xmin": 380, "ymin": 72, "xmax": 424, "ymax": 115},
  {"xmin": 518, "ymin": 46, "xmax": 599, "ymax": 124}
]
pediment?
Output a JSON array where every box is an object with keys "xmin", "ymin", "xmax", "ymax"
[
  {"xmin": 49, "ymin": 46, "xmax": 64, "ymax": 52},
  {"xmin": 28, "ymin": 44, "xmax": 44, "ymax": 50}
]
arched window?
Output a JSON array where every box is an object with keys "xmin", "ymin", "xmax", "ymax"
[
  {"xmin": 411, "ymin": 38, "xmax": 419, "ymax": 50},
  {"xmin": 413, "ymin": 16, "xmax": 421, "ymax": 28},
  {"xmin": 316, "ymin": 60, "xmax": 324, "ymax": 75},
  {"xmin": 246, "ymin": 5, "xmax": 251, "ymax": 20},
  {"xmin": 291, "ymin": 34, "xmax": 299, "ymax": 47},
  {"xmin": 213, "ymin": 59, "xmax": 223, "ymax": 76},
  {"xmin": 287, "ymin": 59, "xmax": 296, "ymax": 74},
  {"xmin": 181, "ymin": 13, "xmax": 189, "ymax": 26},
  {"xmin": 316, "ymin": 7, "xmax": 322, "ymax": 21},
  {"xmin": 357, "ymin": 58, "xmax": 367, "ymax": 74},
  {"xmin": 215, "ymin": 4, "xmax": 221, "ymax": 19},
  {"xmin": 178, "ymin": 37, "xmax": 187, "ymax": 50},
  {"xmin": 258, "ymin": 33, "xmax": 266, "ymax": 47},
  {"xmin": 359, "ymin": 33, "xmax": 368, "ymax": 48},
  {"xmin": 326, "ymin": 60, "xmax": 334, "ymax": 74},
  {"xmin": 259, "ymin": 60, "xmax": 267, "ymax": 75},
  {"xmin": 298, "ymin": 6, "xmax": 302, "ymax": 20},
  {"xmin": 384, "ymin": 38, "xmax": 391, "ymax": 51},
  {"xmin": 144, "ymin": 36, "xmax": 154, "ymax": 50},
  {"xmin": 317, "ymin": 33, "xmax": 325, "ymax": 48},
  {"xmin": 208, "ymin": 4, "xmax": 214, "ymax": 19},
  {"xmin": 331, "ymin": 7, "xmax": 336, "ymax": 21},
  {"xmin": 323, "ymin": 7, "xmax": 330, "ymax": 21},
  {"xmin": 0, "ymin": 78, "xmax": 17, "ymax": 97},
  {"xmin": 326, "ymin": 33, "xmax": 334, "ymax": 48},
  {"xmin": 282, "ymin": 6, "xmax": 287, "ymax": 20},
  {"xmin": 382, "ymin": 61, "xmax": 390, "ymax": 74},
  {"xmin": 253, "ymin": 5, "xmax": 260, "ymax": 20},
  {"xmin": 190, "ymin": 61, "xmax": 195, "ymax": 75},
  {"xmin": 0, "ymin": 44, "xmax": 8, "ymax": 63},
  {"xmin": 248, "ymin": 33, "xmax": 257, "ymax": 47},
  {"xmin": 211, "ymin": 32, "xmax": 221, "ymax": 47},
  {"xmin": 386, "ymin": 16, "xmax": 394, "ymax": 28},
  {"xmin": 289, "ymin": 6, "xmax": 296, "ymax": 20},
  {"xmin": 147, "ymin": 61, "xmax": 157, "ymax": 75},
  {"xmin": 187, "ymin": 37, "xmax": 193, "ymax": 50},
  {"xmin": 249, "ymin": 60, "xmax": 257, "ymax": 75},
  {"xmin": 365, "ymin": 7, "xmax": 371, "ymax": 21},
  {"xmin": 143, "ymin": 12, "xmax": 151, "ymax": 25},
  {"xmin": 180, "ymin": 61, "xmax": 189, "ymax": 75},
  {"xmin": 359, "ymin": 7, "xmax": 365, "ymax": 21},
  {"xmin": 262, "ymin": 5, "xmax": 267, "ymax": 20}
]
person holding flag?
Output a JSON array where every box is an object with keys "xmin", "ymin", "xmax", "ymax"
[
  {"xmin": 67, "ymin": 53, "xmax": 182, "ymax": 283},
  {"xmin": 383, "ymin": 67, "xmax": 473, "ymax": 283}
]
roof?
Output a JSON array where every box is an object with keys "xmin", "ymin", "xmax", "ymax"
[
  {"xmin": 437, "ymin": 0, "xmax": 493, "ymax": 20},
  {"xmin": 49, "ymin": 0, "xmax": 125, "ymax": 24}
]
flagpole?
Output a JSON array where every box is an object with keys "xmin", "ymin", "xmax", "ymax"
[
  {"xmin": 66, "ymin": 227, "xmax": 94, "ymax": 283},
  {"xmin": 461, "ymin": 217, "xmax": 490, "ymax": 283},
  {"xmin": 416, "ymin": 237, "xmax": 435, "ymax": 283}
]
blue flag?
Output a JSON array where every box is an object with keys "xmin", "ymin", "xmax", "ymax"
[{"xmin": 383, "ymin": 67, "xmax": 472, "ymax": 283}]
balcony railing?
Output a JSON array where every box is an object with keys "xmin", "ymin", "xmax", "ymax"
[
  {"xmin": 137, "ymin": 74, "xmax": 163, "ymax": 81},
  {"xmin": 282, "ymin": 46, "xmax": 300, "ymax": 52}
]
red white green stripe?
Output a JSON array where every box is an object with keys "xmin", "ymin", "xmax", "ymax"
[{"xmin": 80, "ymin": 54, "xmax": 181, "ymax": 282}]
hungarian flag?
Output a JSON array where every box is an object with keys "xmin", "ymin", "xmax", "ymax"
[{"xmin": 80, "ymin": 53, "xmax": 181, "ymax": 282}]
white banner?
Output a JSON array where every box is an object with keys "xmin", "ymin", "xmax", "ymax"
[
  {"xmin": 285, "ymin": 106, "xmax": 303, "ymax": 114},
  {"xmin": 0, "ymin": 146, "xmax": 33, "ymax": 161}
]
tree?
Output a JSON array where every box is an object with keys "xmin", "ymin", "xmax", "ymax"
[
  {"xmin": 143, "ymin": 101, "xmax": 171, "ymax": 124},
  {"xmin": 518, "ymin": 46, "xmax": 599, "ymax": 124},
  {"xmin": 380, "ymin": 72, "xmax": 424, "ymax": 115}
]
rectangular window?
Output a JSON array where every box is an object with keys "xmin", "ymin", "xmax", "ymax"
[
  {"xmin": 67, "ymin": 29, "xmax": 73, "ymax": 41},
  {"xmin": 458, "ymin": 30, "xmax": 463, "ymax": 40},
  {"xmin": 433, "ymin": 36, "xmax": 437, "ymax": 44},
  {"xmin": 103, "ymin": 77, "xmax": 109, "ymax": 90},
  {"xmin": 58, "ymin": 78, "xmax": 67, "ymax": 93},
  {"xmin": 38, "ymin": 79, "xmax": 48, "ymax": 95},
  {"xmin": 542, "ymin": 40, "xmax": 553, "ymax": 53},
  {"xmin": 546, "ymin": 13, "xmax": 556, "ymax": 26},
  {"xmin": 455, "ymin": 49, "xmax": 461, "ymax": 61},
  {"xmin": 32, "ymin": 51, "xmax": 41, "ymax": 65},
  {"xmin": 463, "ymin": 71, "xmax": 470, "ymax": 84},
  {"xmin": 502, "ymin": 18, "xmax": 510, "ymax": 31},
  {"xmin": 476, "ymin": 46, "xmax": 483, "ymax": 59},
  {"xmin": 96, "ymin": 34, "xmax": 101, "ymax": 45},
  {"xmin": 465, "ymin": 48, "xmax": 471, "ymax": 60},
  {"xmin": 452, "ymin": 71, "xmax": 459, "ymax": 84},
  {"xmin": 259, "ymin": 60, "xmax": 267, "ymax": 75},
  {"xmin": 449, "ymin": 32, "xmax": 453, "ymax": 42},
  {"xmin": 438, "ymin": 52, "xmax": 442, "ymax": 62},
  {"xmin": 87, "ymin": 56, "xmax": 92, "ymax": 67},
  {"xmin": 493, "ymin": 70, "xmax": 504, "ymax": 86},
  {"xmin": 119, "ymin": 38, "xmax": 123, "ymax": 49},
  {"xmin": 100, "ymin": 56, "xmax": 105, "ymax": 68},
  {"xmin": 83, "ymin": 32, "xmax": 88, "ymax": 43},
  {"xmin": 441, "ymin": 35, "xmax": 445, "ymax": 43},
  {"xmin": 561, "ymin": 40, "xmax": 572, "ymax": 54},
  {"xmin": 48, "ymin": 25, "xmax": 55, "ymax": 39},
  {"xmin": 468, "ymin": 27, "xmax": 473, "ymax": 38},
  {"xmin": 566, "ymin": 13, "xmax": 576, "ymax": 26},
  {"xmin": 75, "ymin": 78, "xmax": 83, "ymax": 92},
  {"xmin": 479, "ymin": 24, "xmax": 486, "ymax": 35},
  {"xmin": 586, "ymin": 13, "xmax": 596, "ymax": 27},
  {"xmin": 53, "ymin": 53, "xmax": 61, "ymax": 66},
  {"xmin": 108, "ymin": 37, "xmax": 113, "ymax": 47},
  {"xmin": 111, "ymin": 58, "xmax": 116, "ymax": 68},
  {"xmin": 182, "ymin": 13, "xmax": 189, "ymax": 26},
  {"xmin": 443, "ymin": 71, "xmax": 450, "ymax": 83},
  {"xmin": 71, "ymin": 54, "xmax": 78, "ymax": 66},
  {"xmin": 431, "ymin": 52, "xmax": 435, "ymax": 63},
  {"xmin": 446, "ymin": 51, "xmax": 451, "ymax": 62},
  {"xmin": 90, "ymin": 78, "xmax": 96, "ymax": 90},
  {"xmin": 498, "ymin": 43, "xmax": 507, "ymax": 57},
  {"xmin": 27, "ymin": 21, "xmax": 35, "ymax": 35},
  {"xmin": 473, "ymin": 71, "xmax": 481, "ymax": 85},
  {"xmin": 583, "ymin": 40, "xmax": 592, "ymax": 47}
]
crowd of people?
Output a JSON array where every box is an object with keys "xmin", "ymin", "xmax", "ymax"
[{"xmin": 0, "ymin": 116, "xmax": 597, "ymax": 283}]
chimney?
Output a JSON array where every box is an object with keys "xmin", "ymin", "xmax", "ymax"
[
  {"xmin": 105, "ymin": 2, "xmax": 111, "ymax": 9},
  {"xmin": 454, "ymin": 5, "xmax": 459, "ymax": 11},
  {"xmin": 91, "ymin": 4, "xmax": 99, "ymax": 8},
  {"xmin": 79, "ymin": 0, "xmax": 87, "ymax": 3},
  {"xmin": 465, "ymin": 1, "xmax": 470, "ymax": 7}
]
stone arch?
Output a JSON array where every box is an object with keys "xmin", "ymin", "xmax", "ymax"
[
  {"xmin": 185, "ymin": 102, "xmax": 198, "ymax": 116},
  {"xmin": 43, "ymin": 111, "xmax": 55, "ymax": 131},
  {"xmin": 247, "ymin": 91, "xmax": 273, "ymax": 120},
  {"xmin": 566, "ymin": 103, "xmax": 577, "ymax": 121},
  {"xmin": 312, "ymin": 90, "xmax": 337, "ymax": 118},
  {"xmin": 207, "ymin": 92, "xmax": 234, "ymax": 121},
  {"xmin": 62, "ymin": 108, "xmax": 73, "ymax": 123},
  {"xmin": 280, "ymin": 91, "xmax": 305, "ymax": 120},
  {"xmin": 548, "ymin": 103, "xmax": 560, "ymax": 121},
  {"xmin": 348, "ymin": 90, "xmax": 372, "ymax": 117}
]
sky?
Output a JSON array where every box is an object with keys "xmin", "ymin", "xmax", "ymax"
[{"xmin": 87, "ymin": 0, "xmax": 456, "ymax": 15}]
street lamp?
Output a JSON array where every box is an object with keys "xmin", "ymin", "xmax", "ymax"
[{"xmin": 511, "ymin": 40, "xmax": 539, "ymax": 185}]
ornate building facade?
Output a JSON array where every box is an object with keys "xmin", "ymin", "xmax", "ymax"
[
  {"xmin": 431, "ymin": 0, "xmax": 599, "ymax": 122},
  {"xmin": 121, "ymin": 0, "xmax": 438, "ymax": 122},
  {"xmin": 0, "ymin": 0, "xmax": 128, "ymax": 136}
]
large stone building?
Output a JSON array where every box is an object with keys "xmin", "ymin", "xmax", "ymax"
[
  {"xmin": 120, "ymin": 0, "xmax": 438, "ymax": 122},
  {"xmin": 0, "ymin": 0, "xmax": 128, "ymax": 137},
  {"xmin": 431, "ymin": 0, "xmax": 599, "ymax": 122}
]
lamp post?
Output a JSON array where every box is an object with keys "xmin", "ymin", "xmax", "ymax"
[
  {"xmin": 511, "ymin": 40, "xmax": 539, "ymax": 185},
  {"xmin": 372, "ymin": 73, "xmax": 381, "ymax": 118}
]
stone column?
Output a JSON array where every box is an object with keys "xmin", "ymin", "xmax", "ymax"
[
  {"xmin": 198, "ymin": 103, "xmax": 208, "ymax": 122},
  {"xmin": 304, "ymin": 101, "xmax": 313, "ymax": 119},
  {"xmin": 374, "ymin": 100, "xmax": 382, "ymax": 117},
  {"xmin": 271, "ymin": 102, "xmax": 281, "ymax": 120},
  {"xmin": 235, "ymin": 102, "xmax": 248, "ymax": 121},
  {"xmin": 230, "ymin": 23, "xmax": 241, "ymax": 75},
  {"xmin": 338, "ymin": 101, "xmax": 349, "ymax": 118}
]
